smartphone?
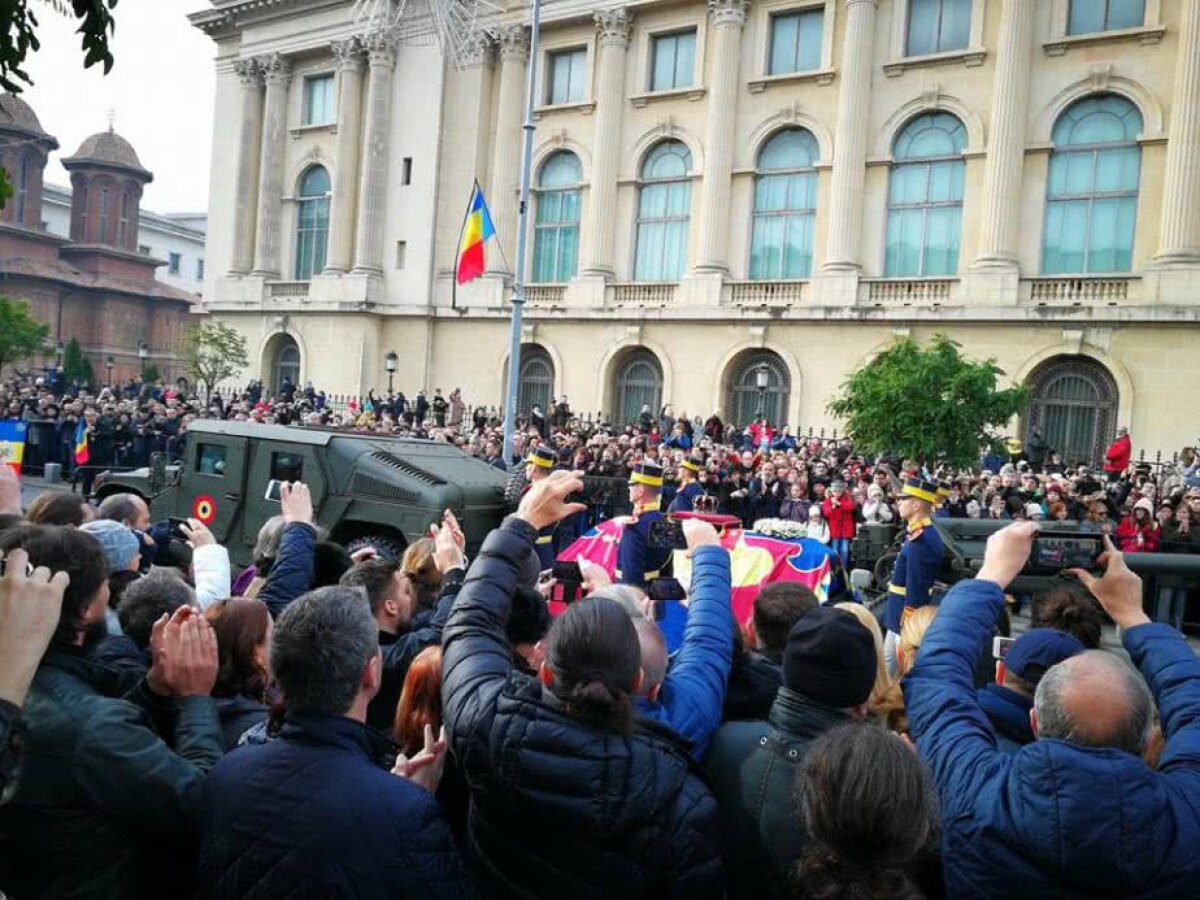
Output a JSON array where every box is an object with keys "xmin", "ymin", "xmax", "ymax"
[
  {"xmin": 264, "ymin": 479, "xmax": 283, "ymax": 503},
  {"xmin": 993, "ymin": 636, "xmax": 1016, "ymax": 660},
  {"xmin": 1025, "ymin": 532, "xmax": 1102, "ymax": 575},
  {"xmin": 648, "ymin": 577, "xmax": 686, "ymax": 622},
  {"xmin": 648, "ymin": 518, "xmax": 687, "ymax": 551},
  {"xmin": 551, "ymin": 560, "xmax": 584, "ymax": 604},
  {"xmin": 168, "ymin": 517, "xmax": 190, "ymax": 538}
]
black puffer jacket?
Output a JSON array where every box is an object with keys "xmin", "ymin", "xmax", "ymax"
[{"xmin": 442, "ymin": 517, "xmax": 723, "ymax": 900}]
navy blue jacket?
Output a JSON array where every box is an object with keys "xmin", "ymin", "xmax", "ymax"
[
  {"xmin": 259, "ymin": 522, "xmax": 316, "ymax": 619},
  {"xmin": 442, "ymin": 517, "xmax": 723, "ymax": 899},
  {"xmin": 906, "ymin": 579, "xmax": 1200, "ymax": 898},
  {"xmin": 976, "ymin": 682, "xmax": 1034, "ymax": 753},
  {"xmin": 668, "ymin": 481, "xmax": 705, "ymax": 514},
  {"xmin": 195, "ymin": 713, "xmax": 474, "ymax": 898}
]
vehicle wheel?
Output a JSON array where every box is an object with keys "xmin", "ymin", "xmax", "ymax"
[
  {"xmin": 873, "ymin": 552, "xmax": 899, "ymax": 590},
  {"xmin": 503, "ymin": 472, "xmax": 527, "ymax": 512},
  {"xmin": 344, "ymin": 534, "xmax": 406, "ymax": 563}
]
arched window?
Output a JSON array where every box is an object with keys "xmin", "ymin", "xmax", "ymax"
[
  {"xmin": 15, "ymin": 154, "xmax": 29, "ymax": 224},
  {"xmin": 614, "ymin": 349, "xmax": 663, "ymax": 425},
  {"xmin": 98, "ymin": 186, "xmax": 111, "ymax": 243},
  {"xmin": 634, "ymin": 141, "xmax": 692, "ymax": 281},
  {"xmin": 517, "ymin": 345, "xmax": 555, "ymax": 415},
  {"xmin": 267, "ymin": 336, "xmax": 301, "ymax": 394},
  {"xmin": 1025, "ymin": 356, "xmax": 1118, "ymax": 467},
  {"xmin": 885, "ymin": 112, "xmax": 966, "ymax": 276},
  {"xmin": 1042, "ymin": 95, "xmax": 1142, "ymax": 274},
  {"xmin": 751, "ymin": 128, "xmax": 818, "ymax": 279},
  {"xmin": 727, "ymin": 351, "xmax": 791, "ymax": 427},
  {"xmin": 294, "ymin": 166, "xmax": 330, "ymax": 280},
  {"xmin": 532, "ymin": 152, "xmax": 581, "ymax": 283},
  {"xmin": 116, "ymin": 190, "xmax": 130, "ymax": 248}
]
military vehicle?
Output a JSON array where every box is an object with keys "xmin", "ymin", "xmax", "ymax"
[{"xmin": 92, "ymin": 420, "xmax": 510, "ymax": 566}]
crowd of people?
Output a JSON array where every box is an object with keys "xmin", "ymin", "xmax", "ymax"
[{"xmin": 1, "ymin": 454, "xmax": 1200, "ymax": 898}]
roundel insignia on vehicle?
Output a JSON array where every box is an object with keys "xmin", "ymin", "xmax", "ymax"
[{"xmin": 193, "ymin": 495, "xmax": 217, "ymax": 526}]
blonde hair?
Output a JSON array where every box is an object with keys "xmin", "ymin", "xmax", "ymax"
[
  {"xmin": 834, "ymin": 603, "xmax": 890, "ymax": 719},
  {"xmin": 879, "ymin": 605, "xmax": 940, "ymax": 735}
]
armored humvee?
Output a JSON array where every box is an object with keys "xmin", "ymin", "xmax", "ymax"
[{"xmin": 92, "ymin": 420, "xmax": 510, "ymax": 566}]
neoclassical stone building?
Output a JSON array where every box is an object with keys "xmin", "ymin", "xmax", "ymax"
[{"xmin": 195, "ymin": 0, "xmax": 1200, "ymax": 463}]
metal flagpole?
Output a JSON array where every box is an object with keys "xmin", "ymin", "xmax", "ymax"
[{"xmin": 501, "ymin": 0, "xmax": 541, "ymax": 465}]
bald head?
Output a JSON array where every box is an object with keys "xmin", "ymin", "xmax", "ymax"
[{"xmin": 1033, "ymin": 650, "xmax": 1153, "ymax": 756}]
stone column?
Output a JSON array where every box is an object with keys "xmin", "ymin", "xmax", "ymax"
[
  {"xmin": 822, "ymin": 0, "xmax": 878, "ymax": 272},
  {"xmin": 973, "ymin": 0, "xmax": 1034, "ymax": 270},
  {"xmin": 580, "ymin": 9, "xmax": 633, "ymax": 278},
  {"xmin": 487, "ymin": 25, "xmax": 529, "ymax": 274},
  {"xmin": 351, "ymin": 30, "xmax": 398, "ymax": 275},
  {"xmin": 251, "ymin": 53, "xmax": 292, "ymax": 278},
  {"xmin": 230, "ymin": 58, "xmax": 264, "ymax": 275},
  {"xmin": 1154, "ymin": 0, "xmax": 1200, "ymax": 265},
  {"xmin": 694, "ymin": 0, "xmax": 747, "ymax": 274},
  {"xmin": 324, "ymin": 38, "xmax": 366, "ymax": 274}
]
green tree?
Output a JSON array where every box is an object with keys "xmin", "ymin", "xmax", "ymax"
[
  {"xmin": 61, "ymin": 336, "xmax": 93, "ymax": 386},
  {"xmin": 185, "ymin": 321, "xmax": 248, "ymax": 395},
  {"xmin": 140, "ymin": 362, "xmax": 160, "ymax": 384},
  {"xmin": 827, "ymin": 334, "xmax": 1028, "ymax": 470},
  {"xmin": 0, "ymin": 296, "xmax": 47, "ymax": 375},
  {"xmin": 0, "ymin": 1, "xmax": 118, "ymax": 204}
]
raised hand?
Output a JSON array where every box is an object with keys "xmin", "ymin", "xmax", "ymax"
[
  {"xmin": 975, "ymin": 521, "xmax": 1040, "ymax": 590},
  {"xmin": 280, "ymin": 482, "xmax": 314, "ymax": 525},
  {"xmin": 1068, "ymin": 534, "xmax": 1148, "ymax": 630},
  {"xmin": 392, "ymin": 724, "xmax": 447, "ymax": 793},
  {"xmin": 0, "ymin": 549, "xmax": 69, "ymax": 706}
]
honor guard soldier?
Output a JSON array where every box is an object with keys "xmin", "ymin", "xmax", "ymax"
[
  {"xmin": 524, "ymin": 445, "xmax": 559, "ymax": 569},
  {"xmin": 617, "ymin": 461, "xmax": 672, "ymax": 589},
  {"xmin": 884, "ymin": 476, "xmax": 945, "ymax": 675},
  {"xmin": 668, "ymin": 453, "xmax": 706, "ymax": 514}
]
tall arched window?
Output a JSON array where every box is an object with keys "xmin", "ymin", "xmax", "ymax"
[
  {"xmin": 1025, "ymin": 356, "xmax": 1118, "ymax": 466},
  {"xmin": 98, "ymin": 186, "xmax": 111, "ymax": 243},
  {"xmin": 885, "ymin": 112, "xmax": 966, "ymax": 276},
  {"xmin": 15, "ymin": 154, "xmax": 29, "ymax": 224},
  {"xmin": 634, "ymin": 141, "xmax": 692, "ymax": 281},
  {"xmin": 116, "ymin": 191, "xmax": 130, "ymax": 248},
  {"xmin": 615, "ymin": 349, "xmax": 663, "ymax": 425},
  {"xmin": 294, "ymin": 165, "xmax": 330, "ymax": 280},
  {"xmin": 1042, "ymin": 95, "xmax": 1142, "ymax": 274},
  {"xmin": 277, "ymin": 344, "xmax": 301, "ymax": 392},
  {"xmin": 517, "ymin": 345, "xmax": 555, "ymax": 414},
  {"xmin": 727, "ymin": 351, "xmax": 791, "ymax": 427},
  {"xmin": 532, "ymin": 152, "xmax": 581, "ymax": 283},
  {"xmin": 751, "ymin": 128, "xmax": 818, "ymax": 279}
]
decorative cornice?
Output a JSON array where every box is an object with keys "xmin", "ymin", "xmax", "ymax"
[
  {"xmin": 257, "ymin": 52, "xmax": 293, "ymax": 86},
  {"xmin": 595, "ymin": 8, "xmax": 634, "ymax": 47},
  {"xmin": 331, "ymin": 37, "xmax": 365, "ymax": 71},
  {"xmin": 494, "ymin": 24, "xmax": 529, "ymax": 62},
  {"xmin": 707, "ymin": 0, "xmax": 749, "ymax": 28}
]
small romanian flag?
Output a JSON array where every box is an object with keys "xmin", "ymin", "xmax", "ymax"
[
  {"xmin": 455, "ymin": 182, "xmax": 496, "ymax": 285},
  {"xmin": 74, "ymin": 420, "xmax": 89, "ymax": 466}
]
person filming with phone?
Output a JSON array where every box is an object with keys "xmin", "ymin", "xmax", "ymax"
[{"xmin": 904, "ymin": 523, "xmax": 1200, "ymax": 897}]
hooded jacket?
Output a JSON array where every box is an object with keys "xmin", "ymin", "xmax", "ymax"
[
  {"xmin": 442, "ymin": 518, "xmax": 722, "ymax": 899},
  {"xmin": 905, "ymin": 579, "xmax": 1200, "ymax": 898}
]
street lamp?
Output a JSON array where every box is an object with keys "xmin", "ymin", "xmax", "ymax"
[
  {"xmin": 105, "ymin": 355, "xmax": 115, "ymax": 387},
  {"xmin": 754, "ymin": 364, "xmax": 769, "ymax": 420},
  {"xmin": 55, "ymin": 340, "xmax": 64, "ymax": 365},
  {"xmin": 385, "ymin": 350, "xmax": 398, "ymax": 394}
]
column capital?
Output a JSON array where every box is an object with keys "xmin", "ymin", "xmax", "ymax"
[
  {"xmin": 361, "ymin": 29, "xmax": 398, "ymax": 68},
  {"xmin": 257, "ymin": 52, "xmax": 292, "ymax": 86},
  {"xmin": 495, "ymin": 24, "xmax": 529, "ymax": 62},
  {"xmin": 707, "ymin": 0, "xmax": 749, "ymax": 28},
  {"xmin": 595, "ymin": 8, "xmax": 634, "ymax": 47},
  {"xmin": 458, "ymin": 31, "xmax": 495, "ymax": 68},
  {"xmin": 331, "ymin": 37, "xmax": 366, "ymax": 71},
  {"xmin": 233, "ymin": 57, "xmax": 263, "ymax": 87}
]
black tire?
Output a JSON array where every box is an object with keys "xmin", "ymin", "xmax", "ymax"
[
  {"xmin": 503, "ymin": 471, "xmax": 527, "ymax": 512},
  {"xmin": 344, "ymin": 533, "xmax": 406, "ymax": 563},
  {"xmin": 874, "ymin": 552, "xmax": 899, "ymax": 590}
]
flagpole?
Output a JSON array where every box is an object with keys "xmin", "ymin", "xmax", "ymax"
[{"xmin": 501, "ymin": 0, "xmax": 541, "ymax": 467}]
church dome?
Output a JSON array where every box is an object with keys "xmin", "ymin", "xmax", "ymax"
[
  {"xmin": 0, "ymin": 93, "xmax": 47, "ymax": 135},
  {"xmin": 64, "ymin": 127, "xmax": 148, "ymax": 176}
]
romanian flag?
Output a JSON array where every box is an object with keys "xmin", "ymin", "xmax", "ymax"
[
  {"xmin": 455, "ymin": 182, "xmax": 496, "ymax": 285},
  {"xmin": 0, "ymin": 421, "xmax": 26, "ymax": 474},
  {"xmin": 74, "ymin": 420, "xmax": 89, "ymax": 466}
]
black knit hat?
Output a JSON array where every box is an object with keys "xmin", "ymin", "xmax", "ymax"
[{"xmin": 782, "ymin": 606, "xmax": 877, "ymax": 708}]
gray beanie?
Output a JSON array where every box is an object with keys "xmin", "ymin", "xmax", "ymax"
[{"xmin": 81, "ymin": 519, "xmax": 140, "ymax": 576}]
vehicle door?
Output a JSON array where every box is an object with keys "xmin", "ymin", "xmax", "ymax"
[
  {"xmin": 185, "ymin": 435, "xmax": 249, "ymax": 544},
  {"xmin": 241, "ymin": 440, "xmax": 328, "ymax": 546}
]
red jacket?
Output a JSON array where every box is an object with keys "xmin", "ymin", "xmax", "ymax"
[
  {"xmin": 1115, "ymin": 516, "xmax": 1159, "ymax": 553},
  {"xmin": 1105, "ymin": 434, "xmax": 1131, "ymax": 474},
  {"xmin": 822, "ymin": 494, "xmax": 857, "ymax": 539}
]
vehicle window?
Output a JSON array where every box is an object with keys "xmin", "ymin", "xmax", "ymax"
[
  {"xmin": 197, "ymin": 443, "xmax": 227, "ymax": 476},
  {"xmin": 271, "ymin": 452, "xmax": 304, "ymax": 483}
]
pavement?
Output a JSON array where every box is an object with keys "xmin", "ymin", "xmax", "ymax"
[{"xmin": 20, "ymin": 473, "xmax": 75, "ymax": 508}]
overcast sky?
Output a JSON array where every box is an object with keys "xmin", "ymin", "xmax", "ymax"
[{"xmin": 22, "ymin": 0, "xmax": 214, "ymax": 214}]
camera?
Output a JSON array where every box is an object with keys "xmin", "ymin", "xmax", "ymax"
[
  {"xmin": 551, "ymin": 560, "xmax": 584, "ymax": 605},
  {"xmin": 1024, "ymin": 531, "xmax": 1103, "ymax": 576}
]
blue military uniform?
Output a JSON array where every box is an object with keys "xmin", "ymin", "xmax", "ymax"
[
  {"xmin": 617, "ymin": 461, "xmax": 672, "ymax": 589},
  {"xmin": 524, "ymin": 446, "xmax": 559, "ymax": 569},
  {"xmin": 668, "ymin": 455, "xmax": 707, "ymax": 514},
  {"xmin": 885, "ymin": 477, "xmax": 946, "ymax": 635}
]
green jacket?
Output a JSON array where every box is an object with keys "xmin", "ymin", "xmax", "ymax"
[
  {"xmin": 0, "ymin": 649, "xmax": 222, "ymax": 898},
  {"xmin": 704, "ymin": 688, "xmax": 850, "ymax": 900}
]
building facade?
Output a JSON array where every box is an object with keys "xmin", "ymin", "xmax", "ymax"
[
  {"xmin": 0, "ymin": 96, "xmax": 196, "ymax": 382},
  {"xmin": 42, "ymin": 184, "xmax": 208, "ymax": 297},
  {"xmin": 196, "ymin": 0, "xmax": 1200, "ymax": 462}
]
